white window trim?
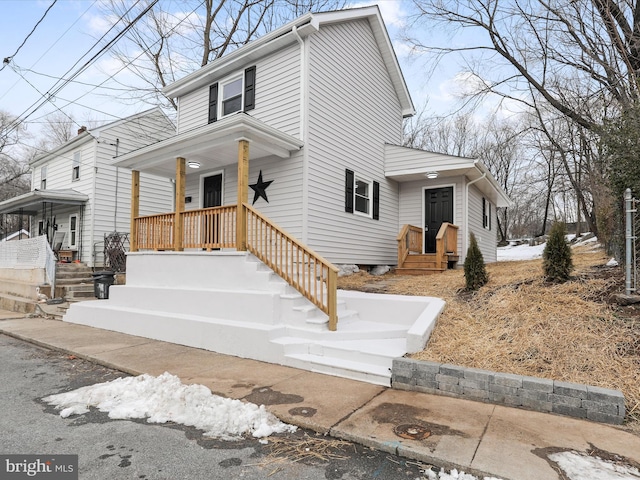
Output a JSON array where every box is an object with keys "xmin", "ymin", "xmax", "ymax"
[
  {"xmin": 353, "ymin": 175, "xmax": 373, "ymax": 218},
  {"xmin": 40, "ymin": 166, "xmax": 47, "ymax": 190},
  {"xmin": 483, "ymin": 198, "xmax": 492, "ymax": 231},
  {"xmin": 68, "ymin": 214, "xmax": 78, "ymax": 248},
  {"xmin": 218, "ymin": 73, "xmax": 244, "ymax": 120},
  {"xmin": 72, "ymin": 151, "xmax": 81, "ymax": 181}
]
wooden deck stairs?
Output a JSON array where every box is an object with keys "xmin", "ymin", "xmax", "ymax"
[{"xmin": 396, "ymin": 223, "xmax": 460, "ymax": 276}]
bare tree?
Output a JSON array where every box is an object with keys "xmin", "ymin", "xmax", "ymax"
[{"xmin": 99, "ymin": 0, "xmax": 347, "ymax": 109}]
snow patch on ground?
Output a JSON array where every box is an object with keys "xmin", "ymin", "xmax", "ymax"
[
  {"xmin": 43, "ymin": 372, "xmax": 297, "ymax": 440},
  {"xmin": 548, "ymin": 451, "xmax": 640, "ymax": 479}
]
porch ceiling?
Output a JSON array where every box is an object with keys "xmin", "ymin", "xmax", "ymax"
[
  {"xmin": 0, "ymin": 189, "xmax": 89, "ymax": 215},
  {"xmin": 113, "ymin": 113, "xmax": 304, "ymax": 178}
]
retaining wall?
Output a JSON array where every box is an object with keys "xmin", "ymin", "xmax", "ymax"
[{"xmin": 392, "ymin": 358, "xmax": 626, "ymax": 425}]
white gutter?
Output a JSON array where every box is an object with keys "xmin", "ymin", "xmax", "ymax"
[
  {"xmin": 292, "ymin": 25, "xmax": 310, "ymax": 243},
  {"xmin": 463, "ymin": 161, "xmax": 487, "ymax": 257}
]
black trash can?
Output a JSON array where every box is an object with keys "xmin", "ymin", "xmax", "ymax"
[{"xmin": 92, "ymin": 271, "xmax": 115, "ymax": 299}]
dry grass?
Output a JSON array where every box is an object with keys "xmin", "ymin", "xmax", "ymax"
[{"xmin": 338, "ymin": 244, "xmax": 640, "ymax": 431}]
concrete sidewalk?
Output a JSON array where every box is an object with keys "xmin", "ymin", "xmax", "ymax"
[{"xmin": 1, "ymin": 314, "xmax": 639, "ymax": 480}]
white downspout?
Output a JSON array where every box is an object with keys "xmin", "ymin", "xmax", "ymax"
[
  {"xmin": 464, "ymin": 161, "xmax": 487, "ymax": 259},
  {"xmin": 292, "ymin": 25, "xmax": 310, "ymax": 243}
]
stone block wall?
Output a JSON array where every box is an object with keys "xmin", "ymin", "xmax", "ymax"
[{"xmin": 392, "ymin": 358, "xmax": 626, "ymax": 425}]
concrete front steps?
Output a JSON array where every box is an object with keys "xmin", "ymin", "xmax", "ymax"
[{"xmin": 63, "ymin": 251, "xmax": 445, "ymax": 386}]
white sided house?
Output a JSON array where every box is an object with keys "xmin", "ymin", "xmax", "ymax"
[
  {"xmin": 0, "ymin": 108, "xmax": 175, "ymax": 268},
  {"xmin": 64, "ymin": 7, "xmax": 509, "ymax": 385}
]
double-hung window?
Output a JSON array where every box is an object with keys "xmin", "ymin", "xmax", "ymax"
[
  {"xmin": 40, "ymin": 166, "xmax": 47, "ymax": 190},
  {"xmin": 345, "ymin": 169, "xmax": 379, "ymax": 220},
  {"xmin": 72, "ymin": 151, "xmax": 80, "ymax": 181},
  {"xmin": 208, "ymin": 66, "xmax": 256, "ymax": 123},
  {"xmin": 483, "ymin": 197, "xmax": 492, "ymax": 230}
]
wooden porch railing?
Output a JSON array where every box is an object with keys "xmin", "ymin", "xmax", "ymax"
[
  {"xmin": 397, "ymin": 224, "xmax": 423, "ymax": 266},
  {"xmin": 133, "ymin": 204, "xmax": 339, "ymax": 330},
  {"xmin": 136, "ymin": 213, "xmax": 174, "ymax": 250},
  {"xmin": 435, "ymin": 222, "xmax": 459, "ymax": 268},
  {"xmin": 182, "ymin": 206, "xmax": 237, "ymax": 249},
  {"xmin": 244, "ymin": 203, "xmax": 339, "ymax": 331}
]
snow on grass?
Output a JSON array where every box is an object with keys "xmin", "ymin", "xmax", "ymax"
[
  {"xmin": 548, "ymin": 451, "xmax": 640, "ymax": 479},
  {"xmin": 43, "ymin": 372, "xmax": 297, "ymax": 440},
  {"xmin": 497, "ymin": 242, "xmax": 546, "ymax": 261}
]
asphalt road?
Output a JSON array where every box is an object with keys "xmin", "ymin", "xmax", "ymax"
[{"xmin": 0, "ymin": 333, "xmax": 433, "ymax": 480}]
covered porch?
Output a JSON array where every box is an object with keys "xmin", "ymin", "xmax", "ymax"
[{"xmin": 114, "ymin": 114, "xmax": 340, "ymax": 330}]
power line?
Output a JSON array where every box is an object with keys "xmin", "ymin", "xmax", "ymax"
[
  {"xmin": 1, "ymin": 0, "xmax": 58, "ymax": 73},
  {"xmin": 6, "ymin": 0, "xmax": 159, "ymax": 137}
]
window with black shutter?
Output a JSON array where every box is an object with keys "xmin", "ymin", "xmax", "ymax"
[
  {"xmin": 207, "ymin": 65, "xmax": 256, "ymax": 123},
  {"xmin": 244, "ymin": 66, "xmax": 256, "ymax": 111},
  {"xmin": 208, "ymin": 83, "xmax": 218, "ymax": 123},
  {"xmin": 345, "ymin": 169, "xmax": 354, "ymax": 213},
  {"xmin": 345, "ymin": 169, "xmax": 379, "ymax": 220}
]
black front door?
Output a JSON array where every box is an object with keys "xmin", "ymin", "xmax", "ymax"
[
  {"xmin": 202, "ymin": 174, "xmax": 223, "ymax": 247},
  {"xmin": 203, "ymin": 174, "xmax": 222, "ymax": 208},
  {"xmin": 424, "ymin": 187, "xmax": 454, "ymax": 253}
]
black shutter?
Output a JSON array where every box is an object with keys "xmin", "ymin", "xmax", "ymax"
[
  {"xmin": 482, "ymin": 198, "xmax": 487, "ymax": 228},
  {"xmin": 489, "ymin": 202, "xmax": 492, "ymax": 230},
  {"xmin": 373, "ymin": 181, "xmax": 380, "ymax": 220},
  {"xmin": 208, "ymin": 83, "xmax": 218, "ymax": 123},
  {"xmin": 345, "ymin": 169, "xmax": 354, "ymax": 213},
  {"xmin": 244, "ymin": 66, "xmax": 256, "ymax": 111}
]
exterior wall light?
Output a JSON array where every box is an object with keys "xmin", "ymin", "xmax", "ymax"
[
  {"xmin": 187, "ymin": 161, "xmax": 201, "ymax": 169},
  {"xmin": 425, "ymin": 171, "xmax": 438, "ymax": 179}
]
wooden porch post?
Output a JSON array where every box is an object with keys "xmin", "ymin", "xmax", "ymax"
[
  {"xmin": 174, "ymin": 157, "xmax": 186, "ymax": 251},
  {"xmin": 236, "ymin": 139, "xmax": 249, "ymax": 251},
  {"xmin": 130, "ymin": 170, "xmax": 140, "ymax": 252}
]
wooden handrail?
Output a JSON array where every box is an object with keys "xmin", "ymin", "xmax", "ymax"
[
  {"xmin": 397, "ymin": 224, "xmax": 422, "ymax": 267},
  {"xmin": 243, "ymin": 203, "xmax": 339, "ymax": 331},
  {"xmin": 435, "ymin": 222, "xmax": 459, "ymax": 267}
]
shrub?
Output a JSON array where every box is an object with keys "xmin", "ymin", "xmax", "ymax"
[
  {"xmin": 464, "ymin": 232, "xmax": 488, "ymax": 291},
  {"xmin": 543, "ymin": 222, "xmax": 574, "ymax": 283}
]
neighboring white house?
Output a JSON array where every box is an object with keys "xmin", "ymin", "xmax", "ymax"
[{"xmin": 0, "ymin": 108, "xmax": 176, "ymax": 267}]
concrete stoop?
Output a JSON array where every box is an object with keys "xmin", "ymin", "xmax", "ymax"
[{"xmin": 63, "ymin": 251, "xmax": 445, "ymax": 386}]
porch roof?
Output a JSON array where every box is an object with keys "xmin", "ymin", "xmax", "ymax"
[
  {"xmin": 113, "ymin": 113, "xmax": 304, "ymax": 178},
  {"xmin": 0, "ymin": 189, "xmax": 89, "ymax": 215},
  {"xmin": 384, "ymin": 144, "xmax": 511, "ymax": 208}
]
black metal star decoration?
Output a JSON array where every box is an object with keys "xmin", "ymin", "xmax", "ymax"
[{"xmin": 249, "ymin": 170, "xmax": 273, "ymax": 205}]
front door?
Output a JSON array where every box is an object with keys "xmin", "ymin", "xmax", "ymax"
[
  {"xmin": 203, "ymin": 174, "xmax": 222, "ymax": 208},
  {"xmin": 424, "ymin": 187, "xmax": 453, "ymax": 253},
  {"xmin": 202, "ymin": 174, "xmax": 223, "ymax": 247}
]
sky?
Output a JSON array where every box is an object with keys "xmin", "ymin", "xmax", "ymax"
[
  {"xmin": 44, "ymin": 371, "xmax": 640, "ymax": 480},
  {"xmin": 0, "ymin": 0, "xmax": 482, "ymax": 145}
]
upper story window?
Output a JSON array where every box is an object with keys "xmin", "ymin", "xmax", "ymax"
[
  {"xmin": 483, "ymin": 197, "xmax": 492, "ymax": 230},
  {"xmin": 72, "ymin": 151, "xmax": 81, "ymax": 181},
  {"xmin": 208, "ymin": 65, "xmax": 256, "ymax": 123},
  {"xmin": 345, "ymin": 169, "xmax": 379, "ymax": 220},
  {"xmin": 40, "ymin": 165, "xmax": 47, "ymax": 190}
]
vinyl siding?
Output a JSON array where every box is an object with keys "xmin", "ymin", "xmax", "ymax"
[
  {"xmin": 90, "ymin": 110, "xmax": 176, "ymax": 266},
  {"xmin": 183, "ymin": 152, "xmax": 305, "ymax": 239},
  {"xmin": 176, "ymin": 44, "xmax": 301, "ymax": 137},
  {"xmin": 305, "ymin": 19, "xmax": 403, "ymax": 265},
  {"xmin": 468, "ymin": 183, "xmax": 498, "ymax": 263},
  {"xmin": 398, "ymin": 177, "xmax": 464, "ymax": 256},
  {"xmin": 385, "ymin": 144, "xmax": 474, "ymax": 173}
]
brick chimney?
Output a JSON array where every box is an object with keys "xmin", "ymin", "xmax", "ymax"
[{"xmin": 78, "ymin": 126, "xmax": 87, "ymax": 135}]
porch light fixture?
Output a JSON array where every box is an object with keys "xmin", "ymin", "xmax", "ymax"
[
  {"xmin": 187, "ymin": 161, "xmax": 201, "ymax": 169},
  {"xmin": 425, "ymin": 171, "xmax": 438, "ymax": 179}
]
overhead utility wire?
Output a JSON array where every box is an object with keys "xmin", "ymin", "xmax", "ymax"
[
  {"xmin": 0, "ymin": 0, "xmax": 99, "ymax": 103},
  {"xmin": 1, "ymin": 0, "xmax": 58, "ymax": 73},
  {"xmin": 7, "ymin": 0, "xmax": 160, "ymax": 137}
]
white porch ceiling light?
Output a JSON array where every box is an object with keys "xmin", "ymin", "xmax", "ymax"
[
  {"xmin": 187, "ymin": 161, "xmax": 201, "ymax": 169},
  {"xmin": 425, "ymin": 171, "xmax": 438, "ymax": 179}
]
